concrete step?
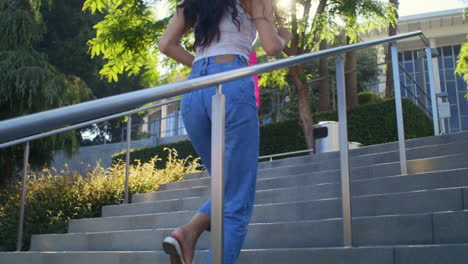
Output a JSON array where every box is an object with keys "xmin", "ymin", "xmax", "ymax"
[
  {"xmin": 132, "ymin": 167, "xmax": 468, "ymax": 204},
  {"xmin": 104, "ymin": 168, "xmax": 468, "ymax": 217},
  {"xmin": 261, "ymin": 140, "xmax": 468, "ymax": 172},
  {"xmin": 256, "ymin": 131, "xmax": 468, "ymax": 170},
  {"xmin": 184, "ymin": 132, "xmax": 468, "ymax": 179},
  {"xmin": 183, "ymin": 151, "xmax": 468, "ymax": 184},
  {"xmin": 3, "ymin": 244, "xmax": 468, "ymax": 264},
  {"xmin": 160, "ymin": 141, "xmax": 468, "ymax": 191},
  {"xmin": 30, "ymin": 211, "xmax": 468, "ymax": 251},
  {"xmin": 70, "ymin": 187, "xmax": 468, "ymax": 233}
]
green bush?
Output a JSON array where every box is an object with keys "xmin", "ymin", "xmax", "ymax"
[
  {"xmin": 114, "ymin": 99, "xmax": 433, "ymax": 165},
  {"xmin": 0, "ymin": 149, "xmax": 200, "ymax": 251},
  {"xmin": 113, "ymin": 140, "xmax": 199, "ymax": 169},
  {"xmin": 358, "ymin": 92, "xmax": 384, "ymax": 105}
]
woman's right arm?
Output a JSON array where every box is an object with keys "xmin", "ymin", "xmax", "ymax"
[
  {"xmin": 251, "ymin": 0, "xmax": 292, "ymax": 56},
  {"xmin": 158, "ymin": 8, "xmax": 195, "ymax": 67}
]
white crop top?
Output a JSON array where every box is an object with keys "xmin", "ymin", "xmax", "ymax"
[{"xmin": 193, "ymin": 3, "xmax": 257, "ymax": 63}]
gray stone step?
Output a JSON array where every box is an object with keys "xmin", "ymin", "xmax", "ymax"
[
  {"xmin": 159, "ymin": 141, "xmax": 468, "ymax": 191},
  {"xmin": 184, "ymin": 132, "xmax": 468, "ymax": 179},
  {"xmin": 183, "ymin": 151, "xmax": 468, "ymax": 184},
  {"xmin": 132, "ymin": 167, "xmax": 468, "ymax": 204},
  {"xmin": 104, "ymin": 168, "xmax": 468, "ymax": 217},
  {"xmin": 255, "ymin": 131, "xmax": 468, "ymax": 170},
  {"xmin": 3, "ymin": 244, "xmax": 468, "ymax": 264},
  {"xmin": 30, "ymin": 211, "xmax": 468, "ymax": 251},
  {"xmin": 70, "ymin": 187, "xmax": 467, "ymax": 233},
  {"xmin": 261, "ymin": 140, "xmax": 468, "ymax": 171}
]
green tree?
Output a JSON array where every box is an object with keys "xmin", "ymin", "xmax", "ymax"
[
  {"xmin": 81, "ymin": 0, "xmax": 394, "ymax": 150},
  {"xmin": 455, "ymin": 6, "xmax": 468, "ymax": 98},
  {"xmin": 456, "ymin": 37, "xmax": 468, "ymax": 99},
  {"xmin": 82, "ymin": 0, "xmax": 182, "ymax": 85},
  {"xmin": 0, "ymin": 0, "xmax": 92, "ymax": 186},
  {"xmin": 38, "ymin": 0, "xmax": 145, "ymax": 144},
  {"xmin": 384, "ymin": 0, "xmax": 399, "ymax": 98},
  {"xmin": 280, "ymin": 0, "xmax": 395, "ymax": 148}
]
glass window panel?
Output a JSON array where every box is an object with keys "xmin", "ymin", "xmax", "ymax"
[
  {"xmin": 444, "ymin": 57, "xmax": 454, "ymax": 69},
  {"xmin": 462, "ymin": 117, "xmax": 468, "ymax": 131},
  {"xmin": 438, "ymin": 56, "xmax": 443, "ymax": 69},
  {"xmin": 459, "ymin": 93, "xmax": 468, "ymax": 115},
  {"xmin": 406, "ymin": 90, "xmax": 414, "ymax": 101},
  {"xmin": 457, "ymin": 76, "xmax": 467, "ymax": 92},
  {"xmin": 398, "ymin": 52, "xmax": 403, "ymax": 61},
  {"xmin": 178, "ymin": 111, "xmax": 186, "ymax": 135},
  {"xmin": 404, "ymin": 62, "xmax": 414, "ymax": 72},
  {"xmin": 448, "ymin": 82, "xmax": 457, "ymax": 104},
  {"xmin": 454, "ymin": 45, "xmax": 461, "ymax": 55},
  {"xmin": 415, "ymin": 74, "xmax": 423, "ymax": 86},
  {"xmin": 445, "ymin": 70, "xmax": 455, "ymax": 81},
  {"xmin": 413, "ymin": 57, "xmax": 420, "ymax": 70},
  {"xmin": 442, "ymin": 46, "xmax": 453, "ymax": 56},
  {"xmin": 401, "ymin": 87, "xmax": 407, "ymax": 97},
  {"xmin": 404, "ymin": 51, "xmax": 412, "ymax": 60},
  {"xmin": 450, "ymin": 105, "xmax": 460, "ymax": 130}
]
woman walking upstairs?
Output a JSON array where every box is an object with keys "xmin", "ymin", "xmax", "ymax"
[{"xmin": 158, "ymin": 0, "xmax": 292, "ymax": 263}]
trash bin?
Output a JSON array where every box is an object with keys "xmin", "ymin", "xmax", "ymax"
[
  {"xmin": 313, "ymin": 121, "xmax": 363, "ymax": 154},
  {"xmin": 313, "ymin": 121, "xmax": 339, "ymax": 154}
]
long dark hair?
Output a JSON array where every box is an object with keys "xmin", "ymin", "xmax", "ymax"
[{"xmin": 178, "ymin": 0, "xmax": 241, "ymax": 49}]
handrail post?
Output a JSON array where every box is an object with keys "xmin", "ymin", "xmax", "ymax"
[
  {"xmin": 211, "ymin": 84, "xmax": 225, "ymax": 264},
  {"xmin": 425, "ymin": 47, "xmax": 440, "ymax": 135},
  {"xmin": 124, "ymin": 115, "xmax": 132, "ymax": 204},
  {"xmin": 336, "ymin": 56, "xmax": 353, "ymax": 247},
  {"xmin": 390, "ymin": 43, "xmax": 408, "ymax": 175},
  {"xmin": 16, "ymin": 142, "xmax": 30, "ymax": 251}
]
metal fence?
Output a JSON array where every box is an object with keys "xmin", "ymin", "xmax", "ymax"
[{"xmin": 0, "ymin": 31, "xmax": 438, "ymax": 263}]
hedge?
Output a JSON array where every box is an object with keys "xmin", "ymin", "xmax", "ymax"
[{"xmin": 113, "ymin": 98, "xmax": 433, "ymax": 166}]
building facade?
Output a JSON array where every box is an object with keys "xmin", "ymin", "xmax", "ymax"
[{"xmin": 363, "ymin": 8, "xmax": 468, "ymax": 134}]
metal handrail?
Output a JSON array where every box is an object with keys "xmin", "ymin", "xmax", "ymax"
[
  {"xmin": 398, "ymin": 64, "xmax": 431, "ymax": 99},
  {"xmin": 2, "ymin": 31, "xmax": 437, "ymax": 260},
  {"xmin": 259, "ymin": 148, "xmax": 314, "ymax": 161},
  {"xmin": 400, "ymin": 82, "xmax": 432, "ymax": 114},
  {"xmin": 0, "ymin": 31, "xmax": 427, "ymax": 144},
  {"xmin": 0, "ymin": 98, "xmax": 181, "ymax": 149}
]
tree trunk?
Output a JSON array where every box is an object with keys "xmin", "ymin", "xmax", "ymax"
[
  {"xmin": 289, "ymin": 65, "xmax": 314, "ymax": 149},
  {"xmin": 345, "ymin": 50, "xmax": 359, "ymax": 108},
  {"xmin": 385, "ymin": 0, "xmax": 399, "ymax": 98},
  {"xmin": 318, "ymin": 40, "xmax": 330, "ymax": 111}
]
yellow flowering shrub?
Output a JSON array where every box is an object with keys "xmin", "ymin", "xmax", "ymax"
[{"xmin": 0, "ymin": 148, "xmax": 200, "ymax": 251}]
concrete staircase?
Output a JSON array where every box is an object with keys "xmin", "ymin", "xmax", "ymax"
[{"xmin": 1, "ymin": 132, "xmax": 468, "ymax": 263}]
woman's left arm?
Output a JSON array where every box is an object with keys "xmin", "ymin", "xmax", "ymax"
[{"xmin": 159, "ymin": 8, "xmax": 194, "ymax": 67}]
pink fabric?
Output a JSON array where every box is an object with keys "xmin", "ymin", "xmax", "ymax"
[{"xmin": 248, "ymin": 51, "xmax": 260, "ymax": 109}]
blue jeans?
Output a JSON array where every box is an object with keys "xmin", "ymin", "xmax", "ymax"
[{"xmin": 181, "ymin": 55, "xmax": 259, "ymax": 264}]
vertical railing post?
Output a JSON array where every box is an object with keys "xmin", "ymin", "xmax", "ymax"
[
  {"xmin": 16, "ymin": 142, "xmax": 30, "ymax": 251},
  {"xmin": 336, "ymin": 56, "xmax": 352, "ymax": 247},
  {"xmin": 124, "ymin": 115, "xmax": 132, "ymax": 204},
  {"xmin": 390, "ymin": 43, "xmax": 408, "ymax": 175},
  {"xmin": 211, "ymin": 84, "xmax": 225, "ymax": 264},
  {"xmin": 425, "ymin": 47, "xmax": 440, "ymax": 135}
]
